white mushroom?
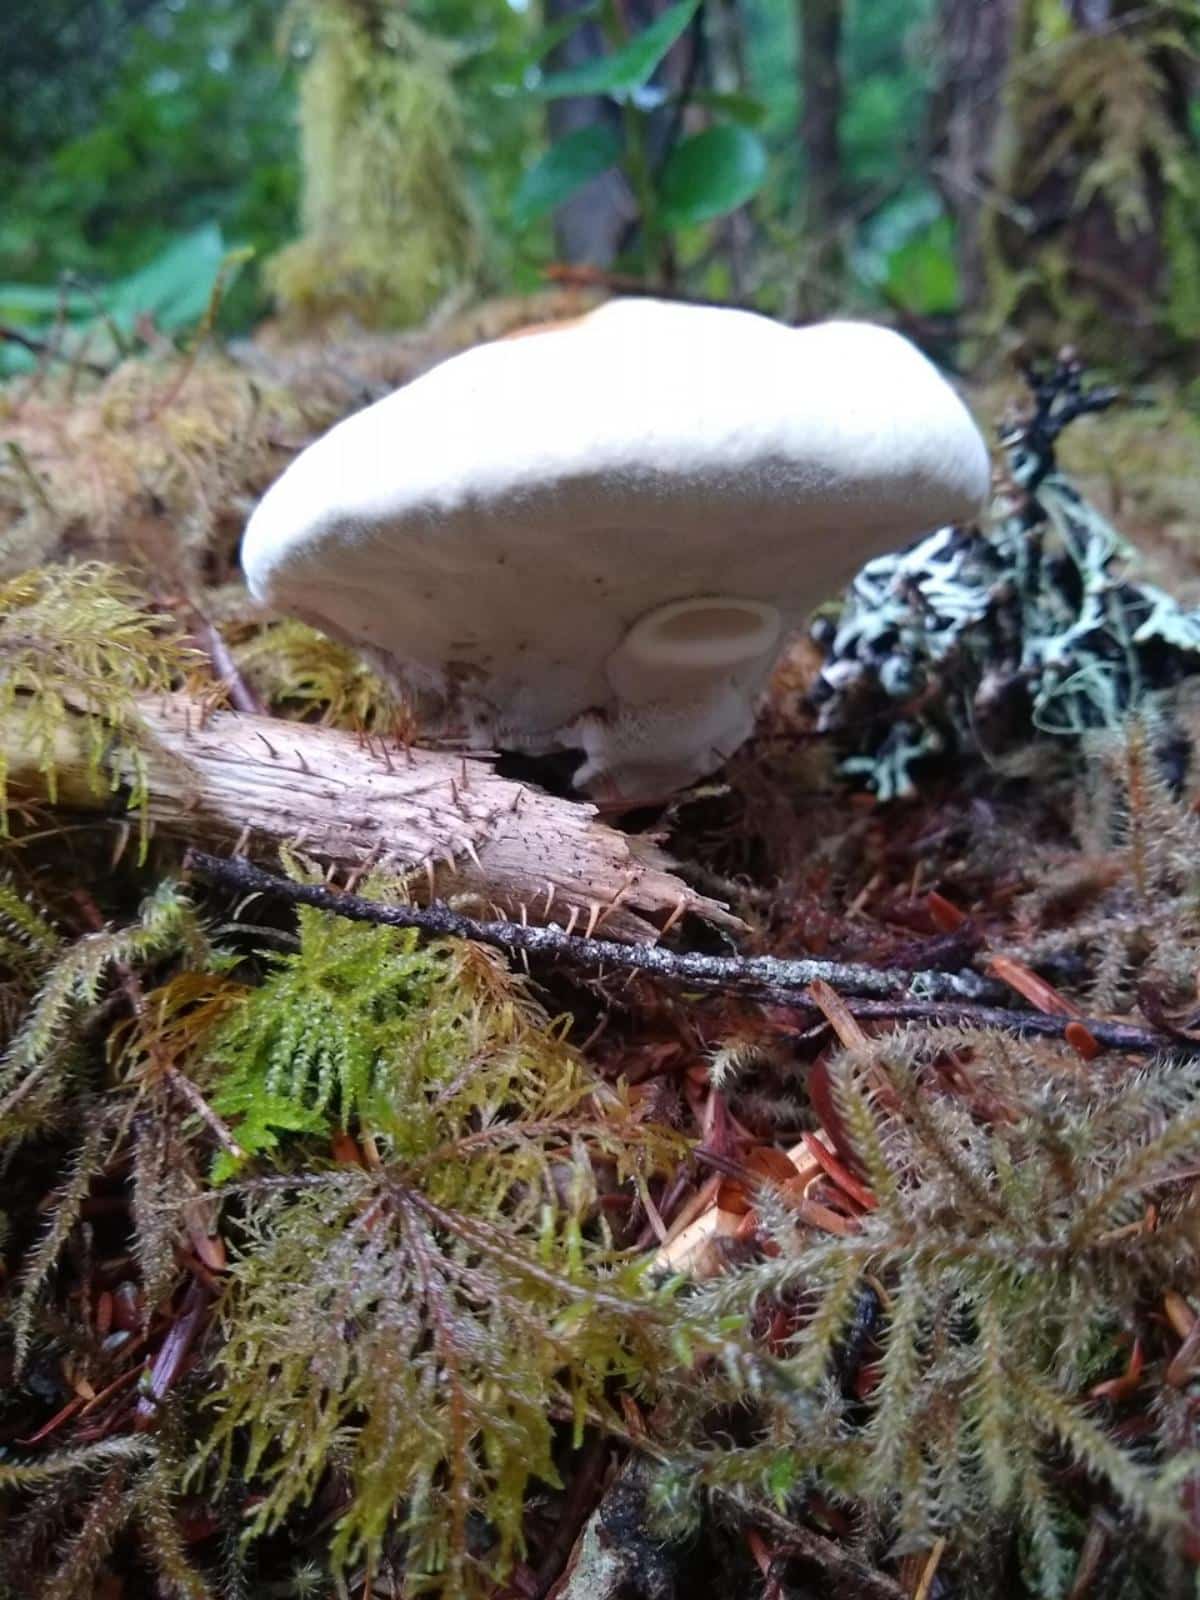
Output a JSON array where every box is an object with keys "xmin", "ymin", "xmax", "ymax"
[{"xmin": 241, "ymin": 298, "xmax": 990, "ymax": 805}]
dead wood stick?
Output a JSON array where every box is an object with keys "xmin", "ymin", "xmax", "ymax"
[
  {"xmin": 3, "ymin": 696, "xmax": 737, "ymax": 942},
  {"xmin": 780, "ymin": 996, "xmax": 1188, "ymax": 1056},
  {"xmin": 746, "ymin": 1501, "xmax": 907, "ymax": 1600},
  {"xmin": 0, "ymin": 322, "xmax": 110, "ymax": 377},
  {"xmin": 188, "ymin": 610, "xmax": 264, "ymax": 716},
  {"xmin": 184, "ymin": 853, "xmax": 1190, "ymax": 1056},
  {"xmin": 186, "ymin": 851, "xmax": 1009, "ymax": 1005}
]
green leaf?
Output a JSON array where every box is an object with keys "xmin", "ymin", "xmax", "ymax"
[
  {"xmin": 513, "ymin": 125, "xmax": 623, "ymax": 226},
  {"xmin": 102, "ymin": 224, "xmax": 235, "ymax": 332},
  {"xmin": 659, "ymin": 123, "xmax": 768, "ymax": 228},
  {"xmin": 0, "ymin": 283, "xmax": 92, "ymax": 322},
  {"xmin": 526, "ymin": 3, "xmax": 603, "ymax": 67},
  {"xmin": 883, "ymin": 216, "xmax": 960, "ymax": 316},
  {"xmin": 536, "ymin": 0, "xmax": 700, "ymax": 100},
  {"xmin": 483, "ymin": 3, "xmax": 604, "ymax": 91}
]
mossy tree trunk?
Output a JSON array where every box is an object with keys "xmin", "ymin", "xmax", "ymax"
[
  {"xmin": 267, "ymin": 0, "xmax": 482, "ymax": 329},
  {"xmin": 972, "ymin": 0, "xmax": 1200, "ymax": 370}
]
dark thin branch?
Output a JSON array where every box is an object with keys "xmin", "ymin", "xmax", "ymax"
[
  {"xmin": 654, "ymin": 5, "xmax": 709, "ymax": 181},
  {"xmin": 183, "ymin": 850, "xmax": 1008, "ymax": 1005},
  {"xmin": 780, "ymin": 997, "xmax": 1189, "ymax": 1058},
  {"xmin": 185, "ymin": 844, "xmax": 1004, "ymax": 992},
  {"xmin": 182, "ymin": 851, "xmax": 1191, "ymax": 1058},
  {"xmin": 0, "ymin": 322, "xmax": 110, "ymax": 378}
]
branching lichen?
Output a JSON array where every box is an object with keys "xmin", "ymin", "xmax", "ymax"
[{"xmin": 812, "ymin": 358, "xmax": 1200, "ymax": 798}]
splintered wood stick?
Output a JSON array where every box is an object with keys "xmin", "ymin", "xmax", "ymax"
[{"xmin": 3, "ymin": 695, "xmax": 740, "ymax": 942}]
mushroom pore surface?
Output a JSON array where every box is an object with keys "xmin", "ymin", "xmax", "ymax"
[{"xmin": 241, "ymin": 298, "xmax": 991, "ymax": 803}]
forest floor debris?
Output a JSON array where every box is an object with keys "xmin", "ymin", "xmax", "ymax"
[{"xmin": 3, "ymin": 302, "xmax": 1200, "ymax": 1599}]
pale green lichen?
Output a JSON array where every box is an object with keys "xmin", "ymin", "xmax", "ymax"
[{"xmin": 812, "ymin": 360, "xmax": 1200, "ymax": 798}]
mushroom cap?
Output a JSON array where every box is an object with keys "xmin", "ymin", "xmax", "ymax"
[{"xmin": 242, "ymin": 298, "xmax": 990, "ymax": 795}]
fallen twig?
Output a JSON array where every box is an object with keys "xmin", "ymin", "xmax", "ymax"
[
  {"xmin": 188, "ymin": 607, "xmax": 264, "ymax": 716},
  {"xmin": 132, "ymin": 1278, "xmax": 212, "ymax": 1432},
  {"xmin": 182, "ymin": 852, "xmax": 1192, "ymax": 1058},
  {"xmin": 783, "ymin": 996, "xmax": 1187, "ymax": 1056},
  {"xmin": 0, "ymin": 322, "xmax": 110, "ymax": 377},
  {"xmin": 734, "ymin": 1499, "xmax": 907, "ymax": 1600},
  {"xmin": 183, "ymin": 850, "xmax": 1008, "ymax": 1005}
]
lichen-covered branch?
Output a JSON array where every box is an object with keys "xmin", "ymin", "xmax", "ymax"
[
  {"xmin": 184, "ymin": 849, "xmax": 1018, "ymax": 1008},
  {"xmin": 185, "ymin": 852, "xmax": 1192, "ymax": 1057}
]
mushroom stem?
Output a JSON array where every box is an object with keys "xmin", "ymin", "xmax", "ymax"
[{"xmin": 577, "ymin": 596, "xmax": 784, "ymax": 803}]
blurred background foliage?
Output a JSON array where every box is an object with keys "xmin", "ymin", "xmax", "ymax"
[{"xmin": 0, "ymin": 0, "xmax": 1196, "ymax": 373}]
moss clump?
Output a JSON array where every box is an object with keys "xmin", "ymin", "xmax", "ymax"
[
  {"xmin": 230, "ymin": 614, "xmax": 406, "ymax": 731},
  {"xmin": 0, "ymin": 290, "xmax": 606, "ymax": 585},
  {"xmin": 1, "ymin": 857, "xmax": 703, "ymax": 1597},
  {"xmin": 268, "ymin": 0, "xmax": 483, "ymax": 331},
  {"xmin": 0, "ymin": 563, "xmax": 198, "ymax": 837},
  {"xmin": 0, "ymin": 354, "xmax": 319, "ymax": 580},
  {"xmin": 675, "ymin": 998, "xmax": 1200, "ymax": 1594}
]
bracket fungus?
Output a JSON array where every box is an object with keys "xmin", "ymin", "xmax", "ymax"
[{"xmin": 242, "ymin": 297, "xmax": 990, "ymax": 804}]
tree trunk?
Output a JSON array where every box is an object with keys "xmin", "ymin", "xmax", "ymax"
[
  {"xmin": 543, "ymin": 0, "xmax": 694, "ymax": 272},
  {"xmin": 949, "ymin": 0, "xmax": 1199, "ymax": 369},
  {"xmin": 928, "ymin": 0, "xmax": 1022, "ymax": 319},
  {"xmin": 710, "ymin": 0, "xmax": 756, "ymax": 297},
  {"xmin": 544, "ymin": 0, "xmax": 635, "ymax": 266},
  {"xmin": 794, "ymin": 0, "xmax": 844, "ymax": 316},
  {"xmin": 797, "ymin": 0, "xmax": 844, "ymax": 239},
  {"xmin": 5, "ymin": 696, "xmax": 740, "ymax": 940}
]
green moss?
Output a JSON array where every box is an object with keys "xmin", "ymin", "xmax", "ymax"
[
  {"xmin": 1164, "ymin": 178, "xmax": 1200, "ymax": 341},
  {"xmin": 207, "ymin": 897, "xmax": 475, "ymax": 1175},
  {"xmin": 232, "ymin": 615, "xmax": 404, "ymax": 730},
  {"xmin": 268, "ymin": 0, "xmax": 483, "ymax": 329},
  {"xmin": 0, "ymin": 563, "xmax": 197, "ymax": 839},
  {"xmin": 1, "ymin": 846, "xmax": 699, "ymax": 1596},
  {"xmin": 192, "ymin": 894, "xmax": 696, "ymax": 1590},
  {"xmin": 682, "ymin": 1012, "xmax": 1200, "ymax": 1594}
]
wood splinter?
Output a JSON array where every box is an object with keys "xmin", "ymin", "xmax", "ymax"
[{"xmin": 3, "ymin": 694, "xmax": 740, "ymax": 942}]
